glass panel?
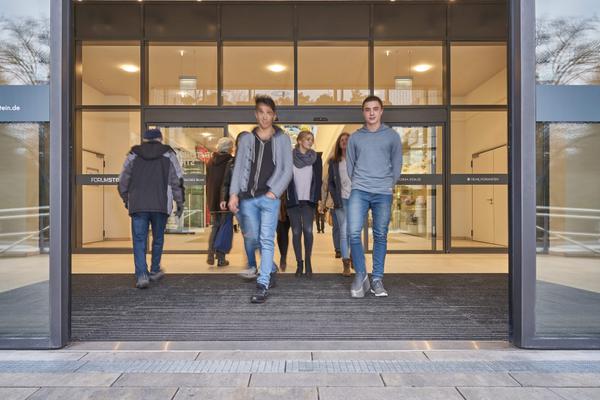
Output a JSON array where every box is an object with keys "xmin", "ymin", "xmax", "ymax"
[
  {"xmin": 451, "ymin": 184, "xmax": 508, "ymax": 249},
  {"xmin": 149, "ymin": 44, "xmax": 217, "ymax": 106},
  {"xmin": 222, "ymin": 43, "xmax": 293, "ymax": 106},
  {"xmin": 451, "ymin": 111, "xmax": 507, "ymax": 174},
  {"xmin": 536, "ymin": 1, "xmax": 600, "ymax": 85},
  {"xmin": 79, "ymin": 43, "xmax": 140, "ymax": 105},
  {"xmin": 374, "ymin": 43, "xmax": 443, "ymax": 106},
  {"xmin": 298, "ymin": 42, "xmax": 369, "ymax": 105},
  {"xmin": 160, "ymin": 126, "xmax": 225, "ymax": 251},
  {"xmin": 0, "ymin": 123, "xmax": 50, "ymax": 338},
  {"xmin": 388, "ymin": 126, "xmax": 443, "ymax": 251},
  {"xmin": 535, "ymin": 123, "xmax": 600, "ymax": 336},
  {"xmin": 79, "ymin": 111, "xmax": 140, "ymax": 249},
  {"xmin": 451, "ymin": 43, "xmax": 507, "ymax": 105}
]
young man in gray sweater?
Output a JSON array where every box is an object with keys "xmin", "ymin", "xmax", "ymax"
[
  {"xmin": 346, "ymin": 96, "xmax": 403, "ymax": 298},
  {"xmin": 228, "ymin": 96, "xmax": 293, "ymax": 303}
]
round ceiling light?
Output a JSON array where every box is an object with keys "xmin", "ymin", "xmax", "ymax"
[
  {"xmin": 267, "ymin": 64, "xmax": 286, "ymax": 73},
  {"xmin": 413, "ymin": 64, "xmax": 432, "ymax": 73},
  {"xmin": 120, "ymin": 64, "xmax": 140, "ymax": 73}
]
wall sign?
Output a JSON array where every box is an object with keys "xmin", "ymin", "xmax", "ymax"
[
  {"xmin": 0, "ymin": 85, "xmax": 49, "ymax": 122},
  {"xmin": 76, "ymin": 174, "xmax": 206, "ymax": 185},
  {"xmin": 451, "ymin": 174, "xmax": 508, "ymax": 185}
]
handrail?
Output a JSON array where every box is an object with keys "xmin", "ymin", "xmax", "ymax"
[
  {"xmin": 536, "ymin": 205, "xmax": 600, "ymax": 214},
  {"xmin": 0, "ymin": 213, "xmax": 50, "ymax": 221},
  {"xmin": 0, "ymin": 206, "xmax": 49, "ymax": 214},
  {"xmin": 0, "ymin": 226, "xmax": 49, "ymax": 255},
  {"xmin": 536, "ymin": 225, "xmax": 600, "ymax": 255}
]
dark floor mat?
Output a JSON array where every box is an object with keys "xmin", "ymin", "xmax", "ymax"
[{"xmin": 71, "ymin": 273, "xmax": 508, "ymax": 341}]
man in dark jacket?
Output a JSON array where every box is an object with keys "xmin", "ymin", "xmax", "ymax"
[
  {"xmin": 206, "ymin": 137, "xmax": 234, "ymax": 267},
  {"xmin": 118, "ymin": 128, "xmax": 185, "ymax": 289}
]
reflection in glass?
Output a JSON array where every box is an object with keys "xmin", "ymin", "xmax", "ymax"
[
  {"xmin": 451, "ymin": 111, "xmax": 508, "ymax": 174},
  {"xmin": 298, "ymin": 42, "xmax": 368, "ymax": 105},
  {"xmin": 160, "ymin": 126, "xmax": 224, "ymax": 251},
  {"xmin": 222, "ymin": 43, "xmax": 293, "ymax": 105},
  {"xmin": 451, "ymin": 43, "xmax": 507, "ymax": 105},
  {"xmin": 0, "ymin": 123, "xmax": 50, "ymax": 338},
  {"xmin": 149, "ymin": 44, "xmax": 217, "ymax": 105},
  {"xmin": 79, "ymin": 112, "xmax": 140, "ymax": 249},
  {"xmin": 535, "ymin": 123, "xmax": 600, "ymax": 336},
  {"xmin": 79, "ymin": 43, "xmax": 140, "ymax": 105},
  {"xmin": 535, "ymin": 0, "xmax": 600, "ymax": 85},
  {"xmin": 374, "ymin": 43, "xmax": 443, "ymax": 106}
]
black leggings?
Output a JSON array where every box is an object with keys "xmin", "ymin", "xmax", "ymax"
[
  {"xmin": 287, "ymin": 203, "xmax": 315, "ymax": 263},
  {"xmin": 276, "ymin": 217, "xmax": 291, "ymax": 263}
]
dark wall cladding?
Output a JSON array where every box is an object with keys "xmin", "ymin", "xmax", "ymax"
[
  {"xmin": 221, "ymin": 4, "xmax": 293, "ymax": 40},
  {"xmin": 144, "ymin": 4, "xmax": 217, "ymax": 40},
  {"xmin": 297, "ymin": 4, "xmax": 369, "ymax": 40},
  {"xmin": 373, "ymin": 4, "xmax": 446, "ymax": 40},
  {"xmin": 75, "ymin": 4, "xmax": 141, "ymax": 40},
  {"xmin": 448, "ymin": 3, "xmax": 508, "ymax": 40}
]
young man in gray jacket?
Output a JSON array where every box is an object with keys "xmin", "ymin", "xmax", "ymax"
[
  {"xmin": 118, "ymin": 128, "xmax": 185, "ymax": 289},
  {"xmin": 346, "ymin": 96, "xmax": 402, "ymax": 298},
  {"xmin": 228, "ymin": 96, "xmax": 293, "ymax": 303}
]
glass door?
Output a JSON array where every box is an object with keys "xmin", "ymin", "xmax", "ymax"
[
  {"xmin": 149, "ymin": 125, "xmax": 225, "ymax": 252},
  {"xmin": 366, "ymin": 125, "xmax": 444, "ymax": 252}
]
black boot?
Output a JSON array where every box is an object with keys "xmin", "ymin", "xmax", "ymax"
[
  {"xmin": 207, "ymin": 251, "xmax": 215, "ymax": 265},
  {"xmin": 216, "ymin": 252, "xmax": 229, "ymax": 267},
  {"xmin": 305, "ymin": 259, "xmax": 313, "ymax": 279},
  {"xmin": 295, "ymin": 260, "xmax": 303, "ymax": 277}
]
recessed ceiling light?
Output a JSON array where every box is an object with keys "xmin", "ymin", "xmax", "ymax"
[
  {"xmin": 413, "ymin": 64, "xmax": 432, "ymax": 73},
  {"xmin": 267, "ymin": 64, "xmax": 286, "ymax": 73},
  {"xmin": 120, "ymin": 64, "xmax": 139, "ymax": 73}
]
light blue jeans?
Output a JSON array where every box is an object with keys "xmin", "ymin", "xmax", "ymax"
[
  {"xmin": 238, "ymin": 195, "xmax": 280, "ymax": 287},
  {"xmin": 346, "ymin": 189, "xmax": 393, "ymax": 280},
  {"xmin": 334, "ymin": 198, "xmax": 350, "ymax": 259}
]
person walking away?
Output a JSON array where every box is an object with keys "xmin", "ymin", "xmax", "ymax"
[
  {"xmin": 328, "ymin": 132, "xmax": 353, "ymax": 277},
  {"xmin": 276, "ymin": 195, "xmax": 291, "ymax": 272},
  {"xmin": 118, "ymin": 128, "xmax": 185, "ymax": 289},
  {"xmin": 347, "ymin": 96, "xmax": 402, "ymax": 297},
  {"xmin": 315, "ymin": 202, "xmax": 326, "ymax": 233},
  {"xmin": 206, "ymin": 137, "xmax": 234, "ymax": 267},
  {"xmin": 228, "ymin": 95, "xmax": 293, "ymax": 303},
  {"xmin": 286, "ymin": 130, "xmax": 322, "ymax": 279}
]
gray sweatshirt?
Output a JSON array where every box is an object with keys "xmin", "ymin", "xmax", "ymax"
[{"xmin": 346, "ymin": 124, "xmax": 403, "ymax": 195}]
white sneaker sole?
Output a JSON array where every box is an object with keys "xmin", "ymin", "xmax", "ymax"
[
  {"xmin": 350, "ymin": 278, "xmax": 371, "ymax": 298},
  {"xmin": 370, "ymin": 289, "xmax": 388, "ymax": 297}
]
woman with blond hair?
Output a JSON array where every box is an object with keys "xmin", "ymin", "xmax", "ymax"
[
  {"xmin": 328, "ymin": 132, "xmax": 353, "ymax": 276},
  {"xmin": 286, "ymin": 130, "xmax": 322, "ymax": 278}
]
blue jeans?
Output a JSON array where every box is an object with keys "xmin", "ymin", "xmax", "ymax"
[
  {"xmin": 131, "ymin": 212, "xmax": 168, "ymax": 278},
  {"xmin": 332, "ymin": 211, "xmax": 340, "ymax": 252},
  {"xmin": 238, "ymin": 195, "xmax": 280, "ymax": 287},
  {"xmin": 346, "ymin": 189, "xmax": 392, "ymax": 280},
  {"xmin": 334, "ymin": 198, "xmax": 350, "ymax": 259}
]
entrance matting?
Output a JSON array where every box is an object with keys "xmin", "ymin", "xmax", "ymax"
[{"xmin": 71, "ymin": 274, "xmax": 508, "ymax": 341}]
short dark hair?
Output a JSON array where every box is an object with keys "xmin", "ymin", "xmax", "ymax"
[
  {"xmin": 362, "ymin": 95, "xmax": 383, "ymax": 110},
  {"xmin": 255, "ymin": 95, "xmax": 276, "ymax": 112}
]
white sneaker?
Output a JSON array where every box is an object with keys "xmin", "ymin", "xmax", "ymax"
[{"xmin": 238, "ymin": 267, "xmax": 257, "ymax": 280}]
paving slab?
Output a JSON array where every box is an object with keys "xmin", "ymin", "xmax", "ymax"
[
  {"xmin": 0, "ymin": 373, "xmax": 120, "ymax": 387},
  {"xmin": 80, "ymin": 351, "xmax": 199, "ymax": 361},
  {"xmin": 27, "ymin": 387, "xmax": 177, "ymax": 400},
  {"xmin": 312, "ymin": 351, "xmax": 428, "ymax": 361},
  {"xmin": 0, "ymin": 388, "xmax": 39, "ymax": 400},
  {"xmin": 319, "ymin": 387, "xmax": 464, "ymax": 400},
  {"xmin": 174, "ymin": 387, "xmax": 317, "ymax": 400},
  {"xmin": 113, "ymin": 373, "xmax": 249, "ymax": 387},
  {"xmin": 196, "ymin": 351, "xmax": 311, "ymax": 360},
  {"xmin": 0, "ymin": 351, "xmax": 87, "ymax": 361},
  {"xmin": 510, "ymin": 372, "xmax": 600, "ymax": 387},
  {"xmin": 425, "ymin": 350, "xmax": 600, "ymax": 362},
  {"xmin": 458, "ymin": 387, "xmax": 564, "ymax": 400},
  {"xmin": 382, "ymin": 372, "xmax": 520, "ymax": 387},
  {"xmin": 551, "ymin": 388, "xmax": 600, "ymax": 400},
  {"xmin": 249, "ymin": 373, "xmax": 384, "ymax": 387}
]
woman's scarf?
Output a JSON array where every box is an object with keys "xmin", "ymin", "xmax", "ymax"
[{"xmin": 293, "ymin": 147, "xmax": 317, "ymax": 168}]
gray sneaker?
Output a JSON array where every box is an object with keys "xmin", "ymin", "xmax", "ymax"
[
  {"xmin": 350, "ymin": 273, "xmax": 371, "ymax": 298},
  {"xmin": 136, "ymin": 275, "xmax": 150, "ymax": 289},
  {"xmin": 149, "ymin": 269, "xmax": 165, "ymax": 282},
  {"xmin": 371, "ymin": 279, "xmax": 388, "ymax": 297},
  {"xmin": 238, "ymin": 267, "xmax": 258, "ymax": 280}
]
